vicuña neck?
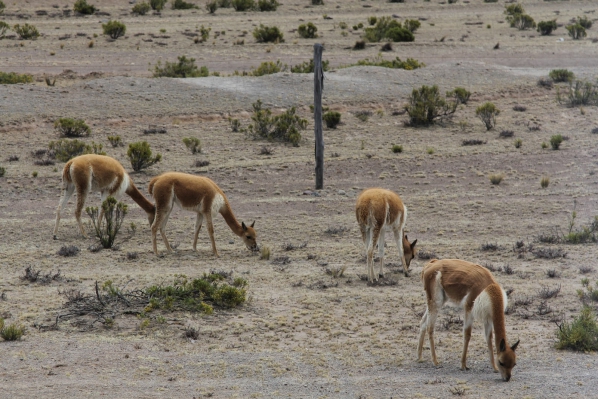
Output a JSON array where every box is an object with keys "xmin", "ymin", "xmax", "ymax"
[
  {"xmin": 126, "ymin": 181, "xmax": 156, "ymax": 215},
  {"xmin": 220, "ymin": 201, "xmax": 243, "ymax": 237},
  {"xmin": 490, "ymin": 286, "xmax": 508, "ymax": 352}
]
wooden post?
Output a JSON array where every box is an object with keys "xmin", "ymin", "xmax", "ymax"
[{"xmin": 314, "ymin": 43, "xmax": 324, "ymax": 190}]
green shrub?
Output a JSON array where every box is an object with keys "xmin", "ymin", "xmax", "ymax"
[
  {"xmin": 205, "ymin": 0, "xmax": 218, "ymax": 13},
  {"xmin": 108, "ymin": 135, "xmax": 123, "ymax": 147},
  {"xmin": 199, "ymin": 25, "xmax": 210, "ymax": 41},
  {"xmin": 74, "ymin": 0, "xmax": 97, "ymax": 14},
  {"xmin": 447, "ymin": 87, "xmax": 471, "ymax": 104},
  {"xmin": 257, "ymin": 0, "xmax": 278, "ymax": 11},
  {"xmin": 86, "ymin": 197, "xmax": 127, "ymax": 249},
  {"xmin": 549, "ymin": 69, "xmax": 574, "ymax": 83},
  {"xmin": 0, "ymin": 0, "xmax": 5, "ymax": 14},
  {"xmin": 556, "ymin": 306, "xmax": 598, "ymax": 351},
  {"xmin": 251, "ymin": 60, "xmax": 286, "ymax": 76},
  {"xmin": 150, "ymin": 0, "xmax": 168, "ymax": 10},
  {"xmin": 247, "ymin": 100, "xmax": 307, "ymax": 146},
  {"xmin": 132, "ymin": 2, "xmax": 151, "ymax": 14},
  {"xmin": 229, "ymin": 117, "xmax": 240, "ymax": 132},
  {"xmin": 13, "ymin": 23, "xmax": 40, "ymax": 40},
  {"xmin": 323, "ymin": 111, "xmax": 341, "ymax": 129},
  {"xmin": 355, "ymin": 55, "xmax": 424, "ymax": 70},
  {"xmin": 514, "ymin": 138, "xmax": 522, "ymax": 148},
  {"xmin": 403, "ymin": 19, "xmax": 421, "ymax": 33},
  {"xmin": 102, "ymin": 20, "xmax": 126, "ymax": 40},
  {"xmin": 0, "ymin": 21, "xmax": 9, "ymax": 39},
  {"xmin": 298, "ymin": 22, "xmax": 318, "ymax": 38},
  {"xmin": 557, "ymin": 81, "xmax": 598, "ymax": 107},
  {"xmin": 54, "ymin": 118, "xmax": 90, "ymax": 137},
  {"xmin": 213, "ymin": 285, "xmax": 246, "ymax": 307},
  {"xmin": 567, "ymin": 23, "xmax": 587, "ymax": 40},
  {"xmin": 153, "ymin": 55, "xmax": 209, "ymax": 77},
  {"xmin": 182, "ymin": 137, "xmax": 201, "ymax": 154},
  {"xmin": 540, "ymin": 176, "xmax": 549, "ymax": 188},
  {"xmin": 0, "ymin": 166, "xmax": 5, "ymax": 177},
  {"xmin": 368, "ymin": 16, "xmax": 377, "ymax": 26},
  {"xmin": 0, "ymin": 71, "xmax": 33, "ymax": 84},
  {"xmin": 386, "ymin": 27, "xmax": 414, "ymax": 42},
  {"xmin": 172, "ymin": 0, "xmax": 198, "ymax": 9},
  {"xmin": 127, "ymin": 141, "xmax": 162, "ymax": 171},
  {"xmin": 537, "ymin": 20, "xmax": 557, "ymax": 35},
  {"xmin": 49, "ymin": 139, "xmax": 92, "ymax": 162},
  {"xmin": 363, "ymin": 16, "xmax": 402, "ymax": 42},
  {"xmin": 0, "ymin": 321, "xmax": 25, "ymax": 341},
  {"xmin": 219, "ymin": 0, "xmax": 232, "ymax": 6},
  {"xmin": 392, "ymin": 144, "xmax": 403, "ymax": 153},
  {"xmin": 475, "ymin": 102, "xmax": 500, "ymax": 130},
  {"xmin": 253, "ymin": 24, "xmax": 283, "ymax": 42},
  {"xmin": 504, "ymin": 3, "xmax": 524, "ymax": 17},
  {"xmin": 290, "ymin": 58, "xmax": 329, "ymax": 73},
  {"xmin": 405, "ymin": 85, "xmax": 458, "ymax": 126},
  {"xmin": 576, "ymin": 15, "xmax": 592, "ymax": 29},
  {"xmin": 510, "ymin": 14, "xmax": 535, "ymax": 30},
  {"xmin": 353, "ymin": 40, "xmax": 366, "ymax": 49},
  {"xmin": 550, "ymin": 134, "xmax": 563, "ymax": 150},
  {"xmin": 232, "ymin": 0, "xmax": 255, "ymax": 11}
]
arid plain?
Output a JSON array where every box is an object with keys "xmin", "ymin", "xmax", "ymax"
[{"xmin": 1, "ymin": 0, "xmax": 598, "ymax": 397}]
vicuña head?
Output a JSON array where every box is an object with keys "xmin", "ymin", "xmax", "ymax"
[
  {"xmin": 148, "ymin": 172, "xmax": 258, "ymax": 256},
  {"xmin": 355, "ymin": 187, "xmax": 417, "ymax": 282},
  {"xmin": 417, "ymin": 259, "xmax": 519, "ymax": 381},
  {"xmin": 53, "ymin": 154, "xmax": 155, "ymax": 239}
]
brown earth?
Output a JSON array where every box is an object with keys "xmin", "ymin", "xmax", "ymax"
[{"xmin": 2, "ymin": 0, "xmax": 598, "ymax": 398}]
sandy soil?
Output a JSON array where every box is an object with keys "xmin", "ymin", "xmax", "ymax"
[{"xmin": 2, "ymin": 0, "xmax": 598, "ymax": 398}]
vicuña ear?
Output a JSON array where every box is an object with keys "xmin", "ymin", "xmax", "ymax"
[
  {"xmin": 511, "ymin": 339, "xmax": 520, "ymax": 352},
  {"xmin": 242, "ymin": 222, "xmax": 247, "ymax": 231},
  {"xmin": 250, "ymin": 221, "xmax": 255, "ymax": 228},
  {"xmin": 411, "ymin": 239, "xmax": 418, "ymax": 248},
  {"xmin": 499, "ymin": 338, "xmax": 506, "ymax": 353}
]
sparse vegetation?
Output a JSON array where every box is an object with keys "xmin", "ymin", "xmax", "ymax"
[
  {"xmin": 549, "ymin": 69, "xmax": 574, "ymax": 83},
  {"xmin": 489, "ymin": 174, "xmax": 503, "ymax": 185},
  {"xmin": 392, "ymin": 144, "xmax": 403, "ymax": 153},
  {"xmin": 246, "ymin": 100, "xmax": 307, "ymax": 146},
  {"xmin": 0, "ymin": 321, "xmax": 25, "ymax": 341},
  {"xmin": 447, "ymin": 87, "xmax": 471, "ymax": 105},
  {"xmin": 86, "ymin": 197, "xmax": 128, "ymax": 249},
  {"xmin": 557, "ymin": 80, "xmax": 598, "ymax": 107},
  {"xmin": 537, "ymin": 19, "xmax": 557, "ymax": 35},
  {"xmin": 54, "ymin": 118, "xmax": 91, "ymax": 138},
  {"xmin": 58, "ymin": 245, "xmax": 80, "ymax": 257},
  {"xmin": 49, "ymin": 139, "xmax": 103, "ymax": 162},
  {"xmin": 253, "ymin": 24, "xmax": 283, "ymax": 43},
  {"xmin": 298, "ymin": 22, "xmax": 318, "ymax": 38},
  {"xmin": 150, "ymin": 0, "xmax": 168, "ymax": 11},
  {"xmin": 353, "ymin": 40, "xmax": 366, "ymax": 50},
  {"xmin": 550, "ymin": 134, "xmax": 563, "ymax": 150},
  {"xmin": 364, "ymin": 16, "xmax": 414, "ymax": 42},
  {"xmin": 108, "ymin": 135, "xmax": 123, "ymax": 147},
  {"xmin": 171, "ymin": 0, "xmax": 198, "ymax": 9},
  {"xmin": 102, "ymin": 20, "xmax": 126, "ymax": 40},
  {"xmin": 475, "ymin": 102, "xmax": 500, "ymax": 130},
  {"xmin": 233, "ymin": 0, "xmax": 255, "ymax": 11},
  {"xmin": 257, "ymin": 0, "xmax": 279, "ymax": 12},
  {"xmin": 205, "ymin": 0, "xmax": 218, "ymax": 13},
  {"xmin": 229, "ymin": 117, "xmax": 241, "ymax": 132},
  {"xmin": 74, "ymin": 0, "xmax": 97, "ymax": 15},
  {"xmin": 260, "ymin": 246, "xmax": 271, "ymax": 260},
  {"xmin": 354, "ymin": 55, "xmax": 425, "ymax": 70},
  {"xmin": 538, "ymin": 77, "xmax": 554, "ymax": 88},
  {"xmin": 0, "ymin": 21, "xmax": 10, "ymax": 39},
  {"xmin": 514, "ymin": 138, "xmax": 522, "ymax": 148},
  {"xmin": 153, "ymin": 56, "xmax": 209, "ymax": 78},
  {"xmin": 576, "ymin": 15, "xmax": 592, "ymax": 29},
  {"xmin": 132, "ymin": 2, "xmax": 151, "ymax": 14},
  {"xmin": 556, "ymin": 306, "xmax": 598, "ymax": 351},
  {"xmin": 323, "ymin": 111, "xmax": 341, "ymax": 129},
  {"xmin": 291, "ymin": 58, "xmax": 329, "ymax": 73},
  {"xmin": 566, "ymin": 23, "xmax": 586, "ymax": 40},
  {"xmin": 0, "ymin": 71, "xmax": 33, "ymax": 84},
  {"xmin": 541, "ymin": 176, "xmax": 550, "ymax": 188},
  {"xmin": 251, "ymin": 60, "xmax": 286, "ymax": 76},
  {"xmin": 182, "ymin": 137, "xmax": 201, "ymax": 154},
  {"xmin": 405, "ymin": 85, "xmax": 458, "ymax": 126},
  {"xmin": 127, "ymin": 141, "xmax": 162, "ymax": 171},
  {"xmin": 13, "ymin": 23, "xmax": 40, "ymax": 40},
  {"xmin": 462, "ymin": 139, "xmax": 486, "ymax": 146}
]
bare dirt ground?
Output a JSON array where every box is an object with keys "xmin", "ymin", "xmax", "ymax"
[{"xmin": 2, "ymin": 0, "xmax": 598, "ymax": 398}]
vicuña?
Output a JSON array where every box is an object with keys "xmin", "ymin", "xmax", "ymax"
[
  {"xmin": 53, "ymin": 154, "xmax": 155, "ymax": 239},
  {"xmin": 355, "ymin": 188, "xmax": 417, "ymax": 282},
  {"xmin": 148, "ymin": 172, "xmax": 258, "ymax": 256},
  {"xmin": 417, "ymin": 259, "xmax": 519, "ymax": 381}
]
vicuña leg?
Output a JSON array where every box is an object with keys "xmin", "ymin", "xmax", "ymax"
[
  {"xmin": 367, "ymin": 227, "xmax": 381, "ymax": 282},
  {"xmin": 75, "ymin": 186, "xmax": 88, "ymax": 237},
  {"xmin": 417, "ymin": 308, "xmax": 429, "ymax": 362},
  {"xmin": 377, "ymin": 228, "xmax": 386, "ymax": 279},
  {"xmin": 53, "ymin": 184, "xmax": 75, "ymax": 238},
  {"xmin": 152, "ymin": 204, "xmax": 174, "ymax": 255},
  {"xmin": 192, "ymin": 213, "xmax": 204, "ymax": 252},
  {"xmin": 205, "ymin": 212, "xmax": 219, "ymax": 257},
  {"xmin": 393, "ymin": 226, "xmax": 408, "ymax": 276},
  {"xmin": 427, "ymin": 307, "xmax": 439, "ymax": 365},
  {"xmin": 485, "ymin": 320, "xmax": 498, "ymax": 372},
  {"xmin": 461, "ymin": 312, "xmax": 474, "ymax": 370}
]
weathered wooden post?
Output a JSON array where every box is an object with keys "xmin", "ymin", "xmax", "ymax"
[{"xmin": 313, "ymin": 43, "xmax": 324, "ymax": 190}]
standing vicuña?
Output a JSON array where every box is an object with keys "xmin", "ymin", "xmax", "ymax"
[
  {"xmin": 53, "ymin": 154, "xmax": 155, "ymax": 239},
  {"xmin": 148, "ymin": 172, "xmax": 258, "ymax": 256},
  {"xmin": 355, "ymin": 188, "xmax": 417, "ymax": 282},
  {"xmin": 417, "ymin": 259, "xmax": 519, "ymax": 381}
]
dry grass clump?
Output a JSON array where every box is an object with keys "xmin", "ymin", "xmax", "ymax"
[
  {"xmin": 540, "ymin": 176, "xmax": 550, "ymax": 188},
  {"xmin": 57, "ymin": 245, "xmax": 80, "ymax": 257},
  {"xmin": 20, "ymin": 266, "xmax": 62, "ymax": 284},
  {"xmin": 489, "ymin": 173, "xmax": 503, "ymax": 185}
]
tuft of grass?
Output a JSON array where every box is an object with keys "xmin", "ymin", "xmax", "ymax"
[
  {"xmin": 489, "ymin": 174, "xmax": 503, "ymax": 185},
  {"xmin": 127, "ymin": 142, "xmax": 161, "ymax": 171},
  {"xmin": 540, "ymin": 176, "xmax": 550, "ymax": 188},
  {"xmin": 0, "ymin": 71, "xmax": 33, "ymax": 85},
  {"xmin": 57, "ymin": 245, "xmax": 80, "ymax": 257},
  {"xmin": 260, "ymin": 246, "xmax": 271, "ymax": 260},
  {"xmin": 579, "ymin": 265, "xmax": 594, "ymax": 274},
  {"xmin": 153, "ymin": 56, "xmax": 209, "ymax": 78},
  {"xmin": 427, "ymin": 148, "xmax": 435, "ymax": 155},
  {"xmin": 462, "ymin": 139, "xmax": 486, "ymax": 146},
  {"xmin": 102, "ymin": 20, "xmax": 126, "ymax": 40},
  {"xmin": 546, "ymin": 269, "xmax": 561, "ymax": 278},
  {"xmin": 354, "ymin": 110, "xmax": 372, "ymax": 122},
  {"xmin": 182, "ymin": 137, "xmax": 201, "ymax": 154},
  {"xmin": 323, "ymin": 111, "xmax": 341, "ymax": 129},
  {"xmin": 354, "ymin": 55, "xmax": 424, "ymax": 70},
  {"xmin": 550, "ymin": 134, "xmax": 563, "ymax": 150},
  {"xmin": 499, "ymin": 129, "xmax": 514, "ymax": 138},
  {"xmin": 353, "ymin": 40, "xmax": 366, "ymax": 50},
  {"xmin": 184, "ymin": 326, "xmax": 200, "ymax": 339},
  {"xmin": 253, "ymin": 24, "xmax": 283, "ymax": 43},
  {"xmin": 549, "ymin": 69, "xmax": 574, "ymax": 83},
  {"xmin": 513, "ymin": 104, "xmax": 527, "ymax": 112},
  {"xmin": 391, "ymin": 144, "xmax": 403, "ymax": 153},
  {"xmin": 54, "ymin": 118, "xmax": 91, "ymax": 138},
  {"xmin": 86, "ymin": 197, "xmax": 128, "ymax": 249},
  {"xmin": 538, "ymin": 284, "xmax": 561, "ymax": 299},
  {"xmin": 108, "ymin": 135, "xmax": 123, "ymax": 147},
  {"xmin": 514, "ymin": 138, "xmax": 522, "ymax": 148},
  {"xmin": 0, "ymin": 322, "xmax": 26, "ymax": 341},
  {"xmin": 480, "ymin": 242, "xmax": 500, "ymax": 251},
  {"xmin": 476, "ymin": 102, "xmax": 500, "ymax": 130}
]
